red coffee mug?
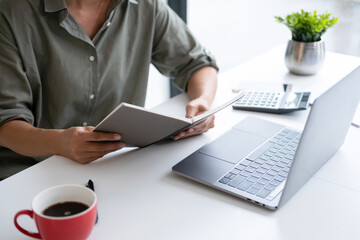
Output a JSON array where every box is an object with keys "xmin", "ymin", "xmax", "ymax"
[{"xmin": 14, "ymin": 184, "xmax": 97, "ymax": 240}]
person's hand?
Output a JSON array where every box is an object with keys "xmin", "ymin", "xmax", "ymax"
[
  {"xmin": 59, "ymin": 126, "xmax": 125, "ymax": 164},
  {"xmin": 173, "ymin": 98, "xmax": 215, "ymax": 141}
]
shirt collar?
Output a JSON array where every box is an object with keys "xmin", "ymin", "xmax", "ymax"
[
  {"xmin": 44, "ymin": 0, "xmax": 126, "ymax": 13},
  {"xmin": 44, "ymin": 0, "xmax": 67, "ymax": 13},
  {"xmin": 108, "ymin": 0, "xmax": 126, "ymax": 13}
]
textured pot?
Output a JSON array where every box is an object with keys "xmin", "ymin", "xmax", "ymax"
[{"xmin": 285, "ymin": 39, "xmax": 325, "ymax": 75}]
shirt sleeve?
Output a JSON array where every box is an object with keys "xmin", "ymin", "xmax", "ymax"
[
  {"xmin": 0, "ymin": 13, "xmax": 35, "ymax": 126},
  {"xmin": 151, "ymin": 0, "xmax": 218, "ymax": 92}
]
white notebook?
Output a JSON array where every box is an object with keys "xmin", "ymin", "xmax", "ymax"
[{"xmin": 94, "ymin": 93, "xmax": 244, "ymax": 147}]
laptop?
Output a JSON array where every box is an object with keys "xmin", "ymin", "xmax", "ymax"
[{"xmin": 172, "ymin": 65, "xmax": 360, "ymax": 210}]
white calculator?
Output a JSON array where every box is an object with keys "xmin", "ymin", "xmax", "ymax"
[{"xmin": 232, "ymin": 91, "xmax": 311, "ymax": 113}]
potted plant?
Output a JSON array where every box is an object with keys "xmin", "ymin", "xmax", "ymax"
[{"xmin": 275, "ymin": 10, "xmax": 338, "ymax": 75}]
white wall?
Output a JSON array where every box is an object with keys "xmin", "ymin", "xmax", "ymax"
[
  {"xmin": 145, "ymin": 0, "xmax": 360, "ymax": 108},
  {"xmin": 145, "ymin": 65, "xmax": 170, "ymax": 109}
]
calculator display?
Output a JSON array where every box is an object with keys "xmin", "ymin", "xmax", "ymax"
[{"xmin": 283, "ymin": 93, "xmax": 302, "ymax": 109}]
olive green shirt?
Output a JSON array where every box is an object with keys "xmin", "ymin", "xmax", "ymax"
[{"xmin": 0, "ymin": 0, "xmax": 218, "ymax": 178}]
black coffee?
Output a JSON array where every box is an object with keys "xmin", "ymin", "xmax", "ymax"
[{"xmin": 43, "ymin": 201, "xmax": 89, "ymax": 217}]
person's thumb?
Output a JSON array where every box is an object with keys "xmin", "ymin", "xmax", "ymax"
[{"xmin": 186, "ymin": 102, "xmax": 198, "ymax": 118}]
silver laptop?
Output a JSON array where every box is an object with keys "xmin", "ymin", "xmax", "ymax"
[{"xmin": 172, "ymin": 65, "xmax": 360, "ymax": 210}]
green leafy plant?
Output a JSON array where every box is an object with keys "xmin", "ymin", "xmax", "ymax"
[{"xmin": 275, "ymin": 9, "xmax": 338, "ymax": 42}]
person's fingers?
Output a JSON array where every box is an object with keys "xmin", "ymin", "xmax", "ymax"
[
  {"xmin": 187, "ymin": 116, "xmax": 215, "ymax": 135},
  {"xmin": 173, "ymin": 131, "xmax": 185, "ymax": 141},
  {"xmin": 185, "ymin": 98, "xmax": 209, "ymax": 118},
  {"xmin": 83, "ymin": 131, "xmax": 121, "ymax": 142},
  {"xmin": 61, "ymin": 127, "xmax": 125, "ymax": 163},
  {"xmin": 173, "ymin": 115, "xmax": 215, "ymax": 140},
  {"xmin": 70, "ymin": 143, "xmax": 125, "ymax": 164},
  {"xmin": 186, "ymin": 103, "xmax": 199, "ymax": 118},
  {"xmin": 67, "ymin": 126, "xmax": 121, "ymax": 142},
  {"xmin": 82, "ymin": 126, "xmax": 96, "ymax": 131},
  {"xmin": 84, "ymin": 141, "xmax": 125, "ymax": 153}
]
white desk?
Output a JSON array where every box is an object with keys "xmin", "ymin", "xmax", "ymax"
[{"xmin": 2, "ymin": 46, "xmax": 360, "ymax": 240}]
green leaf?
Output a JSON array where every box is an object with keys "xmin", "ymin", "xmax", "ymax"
[{"xmin": 275, "ymin": 9, "xmax": 338, "ymax": 42}]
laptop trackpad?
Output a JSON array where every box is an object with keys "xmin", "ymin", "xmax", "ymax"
[{"xmin": 199, "ymin": 129, "xmax": 267, "ymax": 164}]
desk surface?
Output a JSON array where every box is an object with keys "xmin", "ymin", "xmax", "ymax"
[{"xmin": 2, "ymin": 46, "xmax": 360, "ymax": 240}]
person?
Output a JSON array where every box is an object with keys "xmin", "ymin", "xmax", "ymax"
[{"xmin": 0, "ymin": 0, "xmax": 218, "ymax": 179}]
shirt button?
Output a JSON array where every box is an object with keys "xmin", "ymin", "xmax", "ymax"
[
  {"xmin": 90, "ymin": 94, "xmax": 95, "ymax": 100},
  {"xmin": 82, "ymin": 122, "xmax": 88, "ymax": 126},
  {"xmin": 106, "ymin": 22, "xmax": 111, "ymax": 27},
  {"xmin": 89, "ymin": 56, "xmax": 95, "ymax": 62}
]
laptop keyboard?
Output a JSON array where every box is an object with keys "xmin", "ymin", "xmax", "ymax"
[{"xmin": 218, "ymin": 128, "xmax": 301, "ymax": 200}]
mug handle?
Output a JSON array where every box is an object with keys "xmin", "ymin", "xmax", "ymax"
[{"xmin": 14, "ymin": 210, "xmax": 42, "ymax": 239}]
